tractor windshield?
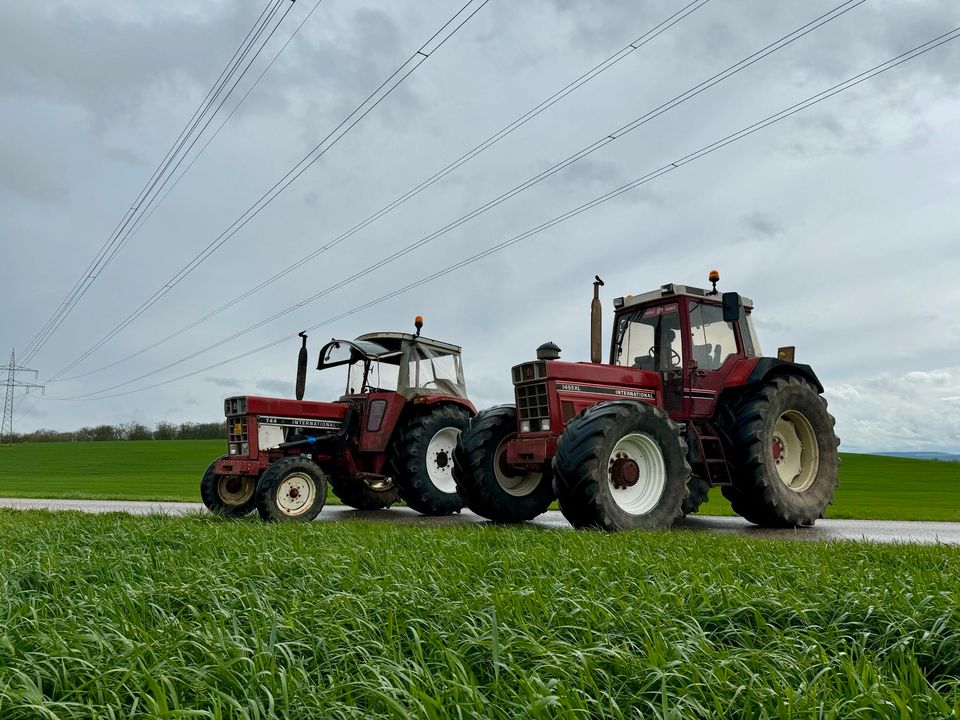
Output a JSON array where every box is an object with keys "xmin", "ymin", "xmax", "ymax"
[
  {"xmin": 398, "ymin": 341, "xmax": 467, "ymax": 399},
  {"xmin": 614, "ymin": 303, "xmax": 682, "ymax": 372}
]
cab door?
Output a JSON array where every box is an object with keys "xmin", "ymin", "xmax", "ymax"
[{"xmin": 684, "ymin": 301, "xmax": 742, "ymax": 418}]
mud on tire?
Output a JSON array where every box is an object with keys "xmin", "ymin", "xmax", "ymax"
[
  {"xmin": 681, "ymin": 474, "xmax": 710, "ymax": 517},
  {"xmin": 553, "ymin": 401, "xmax": 691, "ymax": 531},
  {"xmin": 391, "ymin": 405, "xmax": 472, "ymax": 516},
  {"xmin": 720, "ymin": 375, "xmax": 839, "ymax": 527},
  {"xmin": 256, "ymin": 456, "xmax": 328, "ymax": 522},
  {"xmin": 200, "ymin": 455, "xmax": 256, "ymax": 517},
  {"xmin": 452, "ymin": 405, "xmax": 555, "ymax": 523}
]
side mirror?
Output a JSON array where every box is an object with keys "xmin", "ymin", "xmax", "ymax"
[
  {"xmin": 295, "ymin": 332, "xmax": 308, "ymax": 401},
  {"xmin": 722, "ymin": 292, "xmax": 741, "ymax": 323}
]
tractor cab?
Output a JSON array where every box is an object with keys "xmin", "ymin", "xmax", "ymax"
[
  {"xmin": 317, "ymin": 333, "xmax": 467, "ymax": 401},
  {"xmin": 610, "ymin": 283, "xmax": 761, "ymax": 418}
]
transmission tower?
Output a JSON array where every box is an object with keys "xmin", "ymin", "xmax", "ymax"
[{"xmin": 1, "ymin": 350, "xmax": 44, "ymax": 444}]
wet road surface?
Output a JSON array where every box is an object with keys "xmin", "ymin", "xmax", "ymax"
[{"xmin": 1, "ymin": 497, "xmax": 958, "ymax": 545}]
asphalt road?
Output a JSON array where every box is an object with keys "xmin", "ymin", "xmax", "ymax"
[{"xmin": 2, "ymin": 497, "xmax": 959, "ymax": 545}]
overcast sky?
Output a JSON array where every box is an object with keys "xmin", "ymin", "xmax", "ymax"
[{"xmin": 2, "ymin": 0, "xmax": 958, "ymax": 453}]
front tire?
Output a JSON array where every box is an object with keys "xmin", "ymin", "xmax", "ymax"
[
  {"xmin": 452, "ymin": 405, "xmax": 555, "ymax": 523},
  {"xmin": 553, "ymin": 401, "xmax": 690, "ymax": 531},
  {"xmin": 200, "ymin": 455, "xmax": 256, "ymax": 517},
  {"xmin": 256, "ymin": 456, "xmax": 328, "ymax": 522},
  {"xmin": 721, "ymin": 375, "xmax": 839, "ymax": 527},
  {"xmin": 391, "ymin": 405, "xmax": 472, "ymax": 516}
]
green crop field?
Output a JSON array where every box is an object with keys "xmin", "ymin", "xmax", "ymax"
[
  {"xmin": 0, "ymin": 510, "xmax": 957, "ymax": 718},
  {"xmin": 2, "ymin": 440, "xmax": 959, "ymax": 521}
]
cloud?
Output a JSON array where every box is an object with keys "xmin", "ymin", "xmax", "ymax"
[{"xmin": 825, "ymin": 367, "xmax": 960, "ymax": 453}]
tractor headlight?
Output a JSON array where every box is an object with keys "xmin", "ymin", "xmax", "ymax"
[
  {"xmin": 241, "ymin": 442, "xmax": 249, "ymax": 456},
  {"xmin": 520, "ymin": 420, "xmax": 531, "ymax": 433},
  {"xmin": 541, "ymin": 419, "xmax": 550, "ymax": 432},
  {"xmin": 229, "ymin": 443, "xmax": 239, "ymax": 455}
]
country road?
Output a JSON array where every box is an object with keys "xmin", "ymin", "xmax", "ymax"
[{"xmin": 2, "ymin": 497, "xmax": 959, "ymax": 545}]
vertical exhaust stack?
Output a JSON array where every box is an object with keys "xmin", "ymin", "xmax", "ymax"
[
  {"xmin": 295, "ymin": 332, "xmax": 308, "ymax": 401},
  {"xmin": 591, "ymin": 275, "xmax": 604, "ymax": 364}
]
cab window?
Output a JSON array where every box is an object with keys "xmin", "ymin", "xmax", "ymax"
[
  {"xmin": 614, "ymin": 304, "xmax": 682, "ymax": 372},
  {"xmin": 689, "ymin": 302, "xmax": 738, "ymax": 370}
]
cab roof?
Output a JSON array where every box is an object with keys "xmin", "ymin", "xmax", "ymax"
[
  {"xmin": 613, "ymin": 283, "xmax": 754, "ymax": 311},
  {"xmin": 354, "ymin": 332, "xmax": 462, "ymax": 355}
]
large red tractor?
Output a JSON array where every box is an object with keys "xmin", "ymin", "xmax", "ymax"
[
  {"xmin": 453, "ymin": 273, "xmax": 839, "ymax": 531},
  {"xmin": 201, "ymin": 320, "xmax": 475, "ymax": 521}
]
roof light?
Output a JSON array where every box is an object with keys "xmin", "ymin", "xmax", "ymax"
[{"xmin": 414, "ymin": 315, "xmax": 423, "ymax": 337}]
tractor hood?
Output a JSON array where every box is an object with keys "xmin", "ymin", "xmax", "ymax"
[{"xmin": 512, "ymin": 359, "xmax": 661, "ymax": 390}]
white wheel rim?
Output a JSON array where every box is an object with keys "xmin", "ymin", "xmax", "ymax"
[
  {"xmin": 276, "ymin": 472, "xmax": 316, "ymax": 516},
  {"xmin": 426, "ymin": 427, "xmax": 460, "ymax": 494},
  {"xmin": 493, "ymin": 437, "xmax": 542, "ymax": 497},
  {"xmin": 218, "ymin": 476, "xmax": 254, "ymax": 505},
  {"xmin": 772, "ymin": 411, "xmax": 819, "ymax": 492},
  {"xmin": 607, "ymin": 433, "xmax": 666, "ymax": 515}
]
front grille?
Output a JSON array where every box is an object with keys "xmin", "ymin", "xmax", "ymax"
[
  {"xmin": 227, "ymin": 416, "xmax": 248, "ymax": 443},
  {"xmin": 224, "ymin": 396, "xmax": 247, "ymax": 416},
  {"xmin": 516, "ymin": 382, "xmax": 549, "ymax": 431}
]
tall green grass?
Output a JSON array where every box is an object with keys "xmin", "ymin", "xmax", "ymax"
[{"xmin": 0, "ymin": 510, "xmax": 957, "ymax": 718}]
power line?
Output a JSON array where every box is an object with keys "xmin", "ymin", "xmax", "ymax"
[
  {"xmin": 19, "ymin": 0, "xmax": 297, "ymax": 366},
  {"xmin": 44, "ymin": 23, "xmax": 960, "ymax": 402},
  {"xmin": 57, "ymin": 0, "xmax": 712, "ymax": 383},
  {"xmin": 45, "ymin": 0, "xmax": 491, "ymax": 383},
  {"xmin": 56, "ymin": 0, "xmax": 862, "ymax": 396}
]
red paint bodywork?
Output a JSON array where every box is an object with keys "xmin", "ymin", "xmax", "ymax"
[
  {"xmin": 214, "ymin": 392, "xmax": 474, "ymax": 480},
  {"xmin": 503, "ymin": 291, "xmax": 785, "ymax": 487}
]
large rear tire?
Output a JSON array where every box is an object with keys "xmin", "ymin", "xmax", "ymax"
[
  {"xmin": 721, "ymin": 375, "xmax": 839, "ymax": 527},
  {"xmin": 329, "ymin": 475, "xmax": 400, "ymax": 510},
  {"xmin": 553, "ymin": 401, "xmax": 690, "ymax": 531},
  {"xmin": 200, "ymin": 455, "xmax": 256, "ymax": 517},
  {"xmin": 452, "ymin": 405, "xmax": 555, "ymax": 523},
  {"xmin": 256, "ymin": 456, "xmax": 327, "ymax": 522},
  {"xmin": 391, "ymin": 405, "xmax": 472, "ymax": 516}
]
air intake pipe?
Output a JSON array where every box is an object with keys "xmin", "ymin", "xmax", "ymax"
[{"xmin": 591, "ymin": 275, "xmax": 604, "ymax": 364}]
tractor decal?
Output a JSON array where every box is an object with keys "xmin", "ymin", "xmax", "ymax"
[
  {"xmin": 556, "ymin": 383, "xmax": 655, "ymax": 400},
  {"xmin": 258, "ymin": 416, "xmax": 342, "ymax": 430}
]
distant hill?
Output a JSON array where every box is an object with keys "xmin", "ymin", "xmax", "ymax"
[{"xmin": 874, "ymin": 452, "xmax": 960, "ymax": 462}]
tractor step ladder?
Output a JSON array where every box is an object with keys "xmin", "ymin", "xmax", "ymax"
[{"xmin": 692, "ymin": 422, "xmax": 733, "ymax": 486}]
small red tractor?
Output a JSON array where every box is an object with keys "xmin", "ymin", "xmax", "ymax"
[
  {"xmin": 201, "ymin": 319, "xmax": 475, "ymax": 521},
  {"xmin": 453, "ymin": 272, "xmax": 839, "ymax": 531}
]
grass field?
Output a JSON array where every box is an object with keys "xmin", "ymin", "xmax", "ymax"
[
  {"xmin": 2, "ymin": 440, "xmax": 960, "ymax": 521},
  {"xmin": 0, "ymin": 510, "xmax": 957, "ymax": 718}
]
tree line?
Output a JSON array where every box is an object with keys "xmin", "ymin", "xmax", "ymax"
[{"xmin": 8, "ymin": 421, "xmax": 225, "ymax": 444}]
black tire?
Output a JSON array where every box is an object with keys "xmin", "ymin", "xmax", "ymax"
[
  {"xmin": 681, "ymin": 474, "xmax": 710, "ymax": 517},
  {"xmin": 452, "ymin": 405, "xmax": 555, "ymax": 523},
  {"xmin": 255, "ymin": 456, "xmax": 328, "ymax": 522},
  {"xmin": 200, "ymin": 455, "xmax": 256, "ymax": 517},
  {"xmin": 329, "ymin": 475, "xmax": 400, "ymax": 510},
  {"xmin": 391, "ymin": 405, "xmax": 472, "ymax": 516},
  {"xmin": 553, "ymin": 401, "xmax": 691, "ymax": 531},
  {"xmin": 720, "ymin": 375, "xmax": 839, "ymax": 527}
]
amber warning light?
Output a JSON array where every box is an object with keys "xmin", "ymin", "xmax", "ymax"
[
  {"xmin": 415, "ymin": 315, "xmax": 424, "ymax": 336},
  {"xmin": 708, "ymin": 269, "xmax": 720, "ymax": 294}
]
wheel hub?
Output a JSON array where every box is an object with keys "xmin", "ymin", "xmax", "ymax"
[
  {"xmin": 435, "ymin": 450, "xmax": 449, "ymax": 469},
  {"xmin": 609, "ymin": 453, "xmax": 640, "ymax": 489},
  {"xmin": 772, "ymin": 436, "xmax": 786, "ymax": 464}
]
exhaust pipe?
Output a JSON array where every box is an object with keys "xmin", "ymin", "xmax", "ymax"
[
  {"xmin": 295, "ymin": 331, "xmax": 308, "ymax": 400},
  {"xmin": 591, "ymin": 275, "xmax": 604, "ymax": 364}
]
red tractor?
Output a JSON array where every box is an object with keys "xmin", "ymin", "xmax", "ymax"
[
  {"xmin": 201, "ymin": 319, "xmax": 475, "ymax": 521},
  {"xmin": 453, "ymin": 273, "xmax": 839, "ymax": 531}
]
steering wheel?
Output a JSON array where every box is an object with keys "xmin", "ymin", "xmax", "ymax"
[
  {"xmin": 421, "ymin": 379, "xmax": 439, "ymax": 389},
  {"xmin": 648, "ymin": 345, "xmax": 681, "ymax": 368}
]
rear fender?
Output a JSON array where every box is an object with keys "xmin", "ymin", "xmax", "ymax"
[{"xmin": 407, "ymin": 395, "xmax": 477, "ymax": 416}]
